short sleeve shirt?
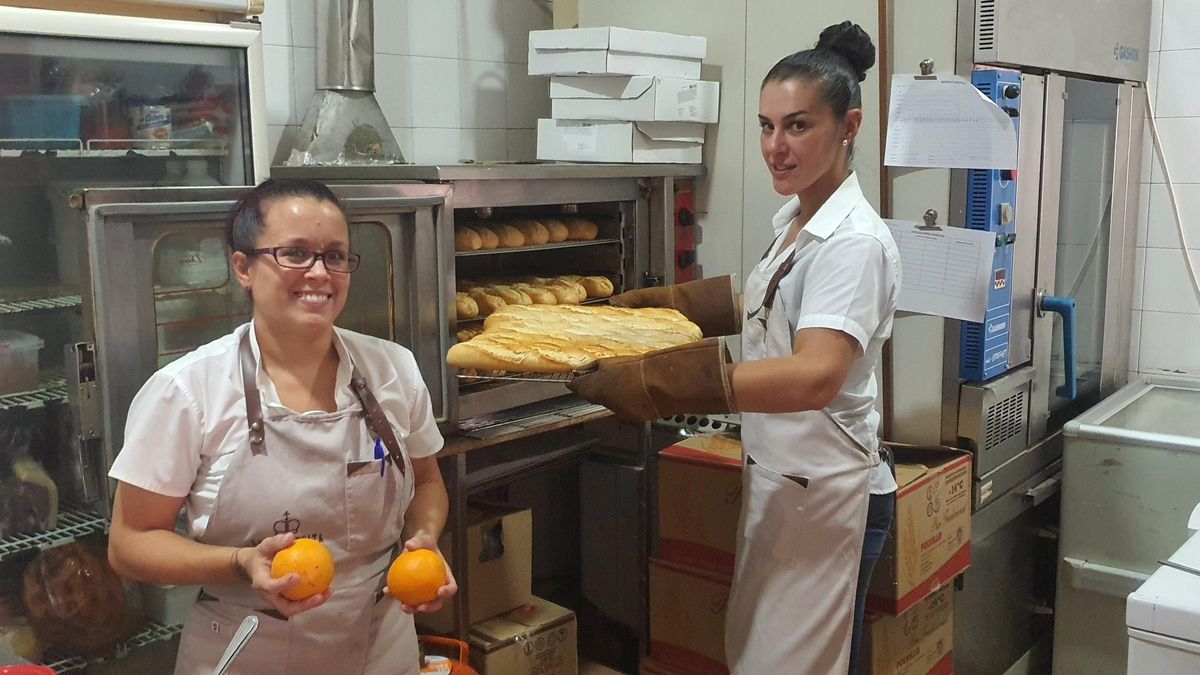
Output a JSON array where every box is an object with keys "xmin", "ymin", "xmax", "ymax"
[
  {"xmin": 761, "ymin": 173, "xmax": 901, "ymax": 494},
  {"xmin": 109, "ymin": 323, "xmax": 443, "ymax": 537}
]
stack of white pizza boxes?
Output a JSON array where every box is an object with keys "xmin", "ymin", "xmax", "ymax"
[{"xmin": 529, "ymin": 27, "xmax": 720, "ymax": 164}]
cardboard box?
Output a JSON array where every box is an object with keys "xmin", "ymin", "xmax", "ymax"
[
  {"xmin": 639, "ymin": 655, "xmax": 686, "ymax": 674},
  {"xmin": 550, "ymin": 76, "xmax": 720, "ymax": 123},
  {"xmin": 648, "ymin": 558, "xmax": 731, "ymax": 675},
  {"xmin": 469, "ymin": 596, "xmax": 577, "ymax": 675},
  {"xmin": 528, "ymin": 27, "xmax": 706, "ymax": 79},
  {"xmin": 417, "ymin": 506, "xmax": 533, "ymax": 634},
  {"xmin": 536, "ymin": 119, "xmax": 703, "ymax": 164},
  {"xmin": 868, "ymin": 449, "xmax": 972, "ymax": 615},
  {"xmin": 657, "ymin": 433, "xmax": 742, "ymax": 577},
  {"xmin": 864, "ymin": 588, "xmax": 954, "ymax": 675}
]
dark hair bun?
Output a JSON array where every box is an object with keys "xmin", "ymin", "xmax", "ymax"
[{"xmin": 815, "ymin": 21, "xmax": 875, "ymax": 82}]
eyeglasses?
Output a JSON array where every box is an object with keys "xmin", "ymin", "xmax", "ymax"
[{"xmin": 247, "ymin": 246, "xmax": 361, "ymax": 273}]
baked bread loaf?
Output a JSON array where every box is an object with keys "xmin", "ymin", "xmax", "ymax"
[
  {"xmin": 446, "ymin": 304, "xmax": 702, "ymax": 373},
  {"xmin": 455, "ymin": 292, "xmax": 479, "ymax": 320},
  {"xmin": 468, "ymin": 288, "xmax": 508, "ymax": 316},
  {"xmin": 563, "ymin": 217, "xmax": 599, "ymax": 241},
  {"xmin": 512, "ymin": 219, "xmax": 551, "ymax": 245},
  {"xmin": 579, "ymin": 276, "xmax": 614, "ymax": 299},
  {"xmin": 541, "ymin": 218, "xmax": 570, "ymax": 243},
  {"xmin": 513, "ymin": 283, "xmax": 558, "ymax": 305},
  {"xmin": 485, "ymin": 223, "xmax": 525, "ymax": 248},
  {"xmin": 467, "ymin": 224, "xmax": 500, "ymax": 249},
  {"xmin": 454, "ymin": 226, "xmax": 482, "ymax": 252},
  {"xmin": 486, "ymin": 285, "xmax": 533, "ymax": 306},
  {"xmin": 543, "ymin": 278, "xmax": 587, "ymax": 304}
]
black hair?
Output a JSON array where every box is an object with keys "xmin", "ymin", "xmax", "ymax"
[
  {"xmin": 226, "ymin": 178, "xmax": 346, "ymax": 253},
  {"xmin": 761, "ymin": 21, "xmax": 876, "ymax": 120}
]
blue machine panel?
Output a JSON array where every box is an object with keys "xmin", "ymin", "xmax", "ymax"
[{"xmin": 960, "ymin": 69, "xmax": 1021, "ymax": 381}]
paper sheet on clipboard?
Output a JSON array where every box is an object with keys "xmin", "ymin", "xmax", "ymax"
[
  {"xmin": 884, "ymin": 74, "xmax": 1017, "ymax": 169},
  {"xmin": 886, "ymin": 219, "xmax": 995, "ymax": 322}
]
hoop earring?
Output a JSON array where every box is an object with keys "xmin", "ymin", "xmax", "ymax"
[{"xmin": 842, "ymin": 139, "xmax": 849, "ymax": 147}]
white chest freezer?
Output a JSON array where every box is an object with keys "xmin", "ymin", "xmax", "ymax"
[
  {"xmin": 1127, "ymin": 504, "xmax": 1200, "ymax": 672},
  {"xmin": 1054, "ymin": 377, "xmax": 1200, "ymax": 673}
]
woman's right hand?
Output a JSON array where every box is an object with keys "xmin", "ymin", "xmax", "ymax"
[{"xmin": 237, "ymin": 533, "xmax": 331, "ymax": 618}]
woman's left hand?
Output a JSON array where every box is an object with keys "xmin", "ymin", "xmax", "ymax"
[{"xmin": 394, "ymin": 532, "xmax": 458, "ymax": 614}]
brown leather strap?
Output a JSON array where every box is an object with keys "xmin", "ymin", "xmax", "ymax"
[
  {"xmin": 350, "ymin": 369, "xmax": 407, "ymax": 478},
  {"xmin": 238, "ymin": 331, "xmax": 404, "ymax": 477},
  {"xmin": 238, "ymin": 332, "xmax": 267, "ymax": 454},
  {"xmin": 746, "ymin": 246, "xmax": 798, "ymax": 330}
]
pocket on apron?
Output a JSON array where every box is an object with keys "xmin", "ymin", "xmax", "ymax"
[
  {"xmin": 176, "ymin": 598, "xmax": 288, "ymax": 675},
  {"xmin": 742, "ymin": 461, "xmax": 810, "ymax": 568},
  {"xmin": 345, "ymin": 457, "xmax": 401, "ymax": 552}
]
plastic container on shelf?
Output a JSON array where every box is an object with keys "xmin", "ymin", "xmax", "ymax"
[
  {"xmin": 180, "ymin": 159, "xmax": 220, "ymax": 186},
  {"xmin": 0, "ymin": 331, "xmax": 44, "ymax": 396},
  {"xmin": 0, "ymin": 96, "xmax": 88, "ymax": 149}
]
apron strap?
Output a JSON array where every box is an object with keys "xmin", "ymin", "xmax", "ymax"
[
  {"xmin": 237, "ymin": 330, "xmax": 405, "ymax": 478},
  {"xmin": 349, "ymin": 369, "xmax": 407, "ymax": 478},
  {"xmin": 746, "ymin": 246, "xmax": 798, "ymax": 330},
  {"xmin": 238, "ymin": 332, "xmax": 267, "ymax": 454}
]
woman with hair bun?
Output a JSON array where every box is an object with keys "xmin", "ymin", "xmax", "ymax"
[{"xmin": 568, "ymin": 20, "xmax": 900, "ymax": 673}]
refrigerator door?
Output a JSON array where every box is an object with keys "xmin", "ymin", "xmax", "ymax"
[
  {"xmin": 82, "ymin": 184, "xmax": 452, "ymax": 508},
  {"xmin": 0, "ymin": 5, "xmax": 268, "ymax": 182}
]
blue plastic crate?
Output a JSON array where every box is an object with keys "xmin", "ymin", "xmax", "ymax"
[{"xmin": 1, "ymin": 95, "xmax": 87, "ymax": 150}]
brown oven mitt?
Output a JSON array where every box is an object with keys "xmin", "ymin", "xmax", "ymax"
[
  {"xmin": 608, "ymin": 275, "xmax": 741, "ymax": 338},
  {"xmin": 567, "ymin": 337, "xmax": 737, "ymax": 422}
]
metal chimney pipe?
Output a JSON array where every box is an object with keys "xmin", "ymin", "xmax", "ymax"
[{"xmin": 319, "ymin": 0, "xmax": 374, "ymax": 92}]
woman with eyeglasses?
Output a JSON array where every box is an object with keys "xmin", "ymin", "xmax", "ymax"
[
  {"xmin": 106, "ymin": 178, "xmax": 453, "ymax": 674},
  {"xmin": 568, "ymin": 22, "xmax": 899, "ymax": 673}
]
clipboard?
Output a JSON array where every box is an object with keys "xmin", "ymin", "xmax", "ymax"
[
  {"xmin": 884, "ymin": 63, "xmax": 1018, "ymax": 170},
  {"xmin": 885, "ymin": 217, "xmax": 997, "ymax": 323}
]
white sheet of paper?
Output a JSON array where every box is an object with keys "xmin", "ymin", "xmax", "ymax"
[
  {"xmin": 884, "ymin": 74, "xmax": 1017, "ymax": 170},
  {"xmin": 885, "ymin": 219, "xmax": 996, "ymax": 323}
]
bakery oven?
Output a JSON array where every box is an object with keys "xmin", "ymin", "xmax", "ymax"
[{"xmin": 272, "ymin": 163, "xmax": 704, "ymax": 428}]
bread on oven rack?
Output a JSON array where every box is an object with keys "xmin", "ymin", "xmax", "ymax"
[
  {"xmin": 446, "ymin": 304, "xmax": 702, "ymax": 373},
  {"xmin": 454, "ymin": 275, "xmax": 614, "ymax": 319}
]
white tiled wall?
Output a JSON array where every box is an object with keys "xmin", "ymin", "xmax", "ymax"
[
  {"xmin": 1136, "ymin": 0, "xmax": 1200, "ymax": 381},
  {"xmin": 259, "ymin": 0, "xmax": 551, "ymax": 165}
]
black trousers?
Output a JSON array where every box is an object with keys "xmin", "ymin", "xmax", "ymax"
[{"xmin": 848, "ymin": 490, "xmax": 896, "ymax": 675}]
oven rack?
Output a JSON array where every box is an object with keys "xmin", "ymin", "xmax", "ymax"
[
  {"xmin": 40, "ymin": 620, "xmax": 184, "ymax": 673},
  {"xmin": 454, "ymin": 237, "xmax": 621, "ymax": 257},
  {"xmin": 456, "ymin": 397, "xmax": 608, "ymax": 439},
  {"xmin": 457, "ymin": 371, "xmax": 575, "ymax": 384}
]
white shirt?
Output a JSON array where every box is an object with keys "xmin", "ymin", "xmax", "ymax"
[
  {"xmin": 754, "ymin": 173, "xmax": 900, "ymax": 494},
  {"xmin": 109, "ymin": 322, "xmax": 444, "ymax": 537}
]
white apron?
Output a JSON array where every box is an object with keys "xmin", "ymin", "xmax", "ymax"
[
  {"xmin": 725, "ymin": 236, "xmax": 876, "ymax": 674},
  {"xmin": 173, "ymin": 333, "xmax": 420, "ymax": 675}
]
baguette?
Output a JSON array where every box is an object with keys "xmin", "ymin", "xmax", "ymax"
[
  {"xmin": 563, "ymin": 217, "xmax": 599, "ymax": 241},
  {"xmin": 543, "ymin": 278, "xmax": 587, "ymax": 304},
  {"xmin": 541, "ymin": 218, "xmax": 570, "ymax": 243},
  {"xmin": 579, "ymin": 276, "xmax": 614, "ymax": 299},
  {"xmin": 447, "ymin": 304, "xmax": 703, "ymax": 373},
  {"xmin": 454, "ymin": 226, "xmax": 482, "ymax": 252},
  {"xmin": 467, "ymin": 224, "xmax": 500, "ymax": 249},
  {"xmin": 512, "ymin": 283, "xmax": 558, "ymax": 305},
  {"xmin": 455, "ymin": 292, "xmax": 479, "ymax": 320},
  {"xmin": 512, "ymin": 219, "xmax": 550, "ymax": 246},
  {"xmin": 467, "ymin": 288, "xmax": 507, "ymax": 316},
  {"xmin": 486, "ymin": 223, "xmax": 525, "ymax": 248},
  {"xmin": 486, "ymin": 285, "xmax": 533, "ymax": 306}
]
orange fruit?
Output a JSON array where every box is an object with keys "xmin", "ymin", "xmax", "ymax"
[
  {"xmin": 270, "ymin": 538, "xmax": 335, "ymax": 601},
  {"xmin": 387, "ymin": 549, "xmax": 446, "ymax": 605}
]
